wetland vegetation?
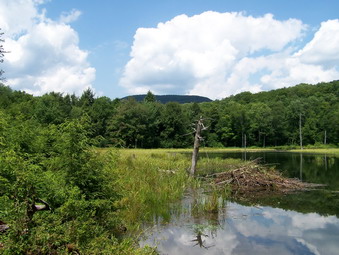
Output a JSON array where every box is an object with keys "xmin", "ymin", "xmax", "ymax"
[{"xmin": 0, "ymin": 80, "xmax": 338, "ymax": 254}]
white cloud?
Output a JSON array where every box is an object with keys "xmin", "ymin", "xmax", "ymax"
[
  {"xmin": 59, "ymin": 9, "xmax": 82, "ymax": 24},
  {"xmin": 0, "ymin": 0, "xmax": 94, "ymax": 95},
  {"xmin": 120, "ymin": 12, "xmax": 339, "ymax": 99},
  {"xmin": 295, "ymin": 19, "xmax": 339, "ymax": 66}
]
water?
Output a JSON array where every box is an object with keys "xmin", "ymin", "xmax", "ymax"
[
  {"xmin": 195, "ymin": 151, "xmax": 338, "ymax": 190},
  {"xmin": 140, "ymin": 152, "xmax": 339, "ymax": 254}
]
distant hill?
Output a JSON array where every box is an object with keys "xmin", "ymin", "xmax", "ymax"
[{"xmin": 122, "ymin": 94, "xmax": 212, "ymax": 104}]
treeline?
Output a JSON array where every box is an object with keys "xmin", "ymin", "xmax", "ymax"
[{"xmin": 0, "ymin": 80, "xmax": 338, "ymax": 149}]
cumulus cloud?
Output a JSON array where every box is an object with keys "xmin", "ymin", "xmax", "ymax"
[
  {"xmin": 0, "ymin": 0, "xmax": 95, "ymax": 95},
  {"xmin": 120, "ymin": 12, "xmax": 339, "ymax": 99},
  {"xmin": 295, "ymin": 19, "xmax": 339, "ymax": 66}
]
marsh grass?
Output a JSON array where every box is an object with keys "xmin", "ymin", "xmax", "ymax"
[
  {"xmin": 291, "ymin": 148, "xmax": 339, "ymax": 156},
  {"xmin": 108, "ymin": 149, "xmax": 192, "ymax": 230},
  {"xmin": 97, "ymin": 148, "xmax": 258, "ymax": 233},
  {"xmin": 195, "ymin": 157, "xmax": 248, "ymax": 176}
]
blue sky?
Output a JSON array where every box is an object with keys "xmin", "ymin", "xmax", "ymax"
[{"xmin": 1, "ymin": 0, "xmax": 339, "ymax": 99}]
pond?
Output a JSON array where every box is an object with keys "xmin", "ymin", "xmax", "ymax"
[{"xmin": 140, "ymin": 152, "xmax": 339, "ymax": 255}]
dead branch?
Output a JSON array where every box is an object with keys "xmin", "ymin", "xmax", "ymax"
[
  {"xmin": 0, "ymin": 221, "xmax": 9, "ymax": 233},
  {"xmin": 34, "ymin": 198, "xmax": 51, "ymax": 211}
]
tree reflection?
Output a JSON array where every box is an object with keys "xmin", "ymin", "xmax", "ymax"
[{"xmin": 191, "ymin": 230, "xmax": 215, "ymax": 249}]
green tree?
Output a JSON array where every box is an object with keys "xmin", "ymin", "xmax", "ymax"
[
  {"xmin": 88, "ymin": 96, "xmax": 117, "ymax": 146},
  {"xmin": 159, "ymin": 102, "xmax": 190, "ymax": 148},
  {"xmin": 34, "ymin": 92, "xmax": 72, "ymax": 124},
  {"xmin": 79, "ymin": 88, "xmax": 95, "ymax": 108},
  {"xmin": 227, "ymin": 101, "xmax": 248, "ymax": 147},
  {"xmin": 0, "ymin": 113, "xmax": 122, "ymax": 254},
  {"xmin": 248, "ymin": 102, "xmax": 273, "ymax": 147},
  {"xmin": 108, "ymin": 98, "xmax": 148, "ymax": 148},
  {"xmin": 144, "ymin": 90, "xmax": 156, "ymax": 103}
]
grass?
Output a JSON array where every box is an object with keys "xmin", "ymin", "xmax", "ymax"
[
  {"xmin": 100, "ymin": 149, "xmax": 193, "ymax": 231},
  {"xmin": 95, "ymin": 146, "xmax": 339, "ymax": 255},
  {"xmin": 97, "ymin": 148, "xmax": 249, "ymax": 230},
  {"xmin": 97, "ymin": 146, "xmax": 339, "ymax": 236},
  {"xmin": 97, "ymin": 146, "xmax": 338, "ymax": 254},
  {"xmin": 290, "ymin": 148, "xmax": 339, "ymax": 156}
]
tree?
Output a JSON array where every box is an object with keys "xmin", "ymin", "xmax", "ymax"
[
  {"xmin": 159, "ymin": 102, "xmax": 190, "ymax": 148},
  {"xmin": 88, "ymin": 96, "xmax": 117, "ymax": 146},
  {"xmin": 108, "ymin": 98, "xmax": 149, "ymax": 148},
  {"xmin": 79, "ymin": 88, "xmax": 95, "ymax": 108},
  {"xmin": 144, "ymin": 90, "xmax": 156, "ymax": 103},
  {"xmin": 190, "ymin": 117, "xmax": 207, "ymax": 176},
  {"xmin": 247, "ymin": 102, "xmax": 273, "ymax": 147},
  {"xmin": 34, "ymin": 92, "xmax": 72, "ymax": 124}
]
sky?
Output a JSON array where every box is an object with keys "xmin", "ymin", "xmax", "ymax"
[{"xmin": 0, "ymin": 0, "xmax": 339, "ymax": 99}]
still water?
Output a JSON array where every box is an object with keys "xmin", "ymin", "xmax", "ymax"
[{"xmin": 141, "ymin": 152, "xmax": 339, "ymax": 255}]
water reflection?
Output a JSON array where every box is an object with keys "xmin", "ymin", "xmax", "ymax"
[
  {"xmin": 141, "ymin": 201, "xmax": 339, "ymax": 255},
  {"xmin": 191, "ymin": 231, "xmax": 215, "ymax": 249},
  {"xmin": 141, "ymin": 152, "xmax": 339, "ymax": 254}
]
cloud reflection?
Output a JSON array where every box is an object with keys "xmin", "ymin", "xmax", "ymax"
[{"xmin": 141, "ymin": 202, "xmax": 339, "ymax": 255}]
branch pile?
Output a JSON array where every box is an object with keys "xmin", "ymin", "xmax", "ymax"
[{"xmin": 202, "ymin": 160, "xmax": 323, "ymax": 194}]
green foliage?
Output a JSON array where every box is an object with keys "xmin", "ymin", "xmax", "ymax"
[
  {"xmin": 0, "ymin": 80, "xmax": 338, "ymax": 254},
  {"xmin": 159, "ymin": 102, "xmax": 191, "ymax": 148},
  {"xmin": 0, "ymin": 112, "xmax": 131, "ymax": 254},
  {"xmin": 144, "ymin": 90, "xmax": 156, "ymax": 103},
  {"xmin": 113, "ymin": 149, "xmax": 191, "ymax": 227},
  {"xmin": 1, "ymin": 81, "xmax": 338, "ymax": 149}
]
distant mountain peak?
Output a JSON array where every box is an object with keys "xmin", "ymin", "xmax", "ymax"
[{"xmin": 122, "ymin": 94, "xmax": 212, "ymax": 104}]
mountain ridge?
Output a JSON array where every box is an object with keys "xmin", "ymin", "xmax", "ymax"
[{"xmin": 122, "ymin": 94, "xmax": 212, "ymax": 104}]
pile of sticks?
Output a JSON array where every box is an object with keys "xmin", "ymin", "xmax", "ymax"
[{"xmin": 201, "ymin": 159, "xmax": 323, "ymax": 193}]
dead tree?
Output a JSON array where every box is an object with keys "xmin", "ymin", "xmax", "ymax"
[
  {"xmin": 299, "ymin": 113, "xmax": 303, "ymax": 150},
  {"xmin": 190, "ymin": 117, "xmax": 207, "ymax": 176}
]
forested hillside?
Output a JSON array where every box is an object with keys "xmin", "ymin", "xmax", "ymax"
[{"xmin": 0, "ymin": 81, "xmax": 338, "ymax": 149}]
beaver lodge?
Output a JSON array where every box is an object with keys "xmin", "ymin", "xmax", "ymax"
[{"xmin": 200, "ymin": 159, "xmax": 324, "ymax": 194}]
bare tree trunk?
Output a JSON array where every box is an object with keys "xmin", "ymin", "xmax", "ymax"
[
  {"xmin": 299, "ymin": 113, "xmax": 303, "ymax": 150},
  {"xmin": 300, "ymin": 152, "xmax": 303, "ymax": 181},
  {"xmin": 190, "ymin": 118, "xmax": 204, "ymax": 176},
  {"xmin": 244, "ymin": 134, "xmax": 247, "ymax": 150},
  {"xmin": 324, "ymin": 130, "xmax": 327, "ymax": 145}
]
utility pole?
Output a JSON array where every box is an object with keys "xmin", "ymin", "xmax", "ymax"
[{"xmin": 190, "ymin": 117, "xmax": 207, "ymax": 176}]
